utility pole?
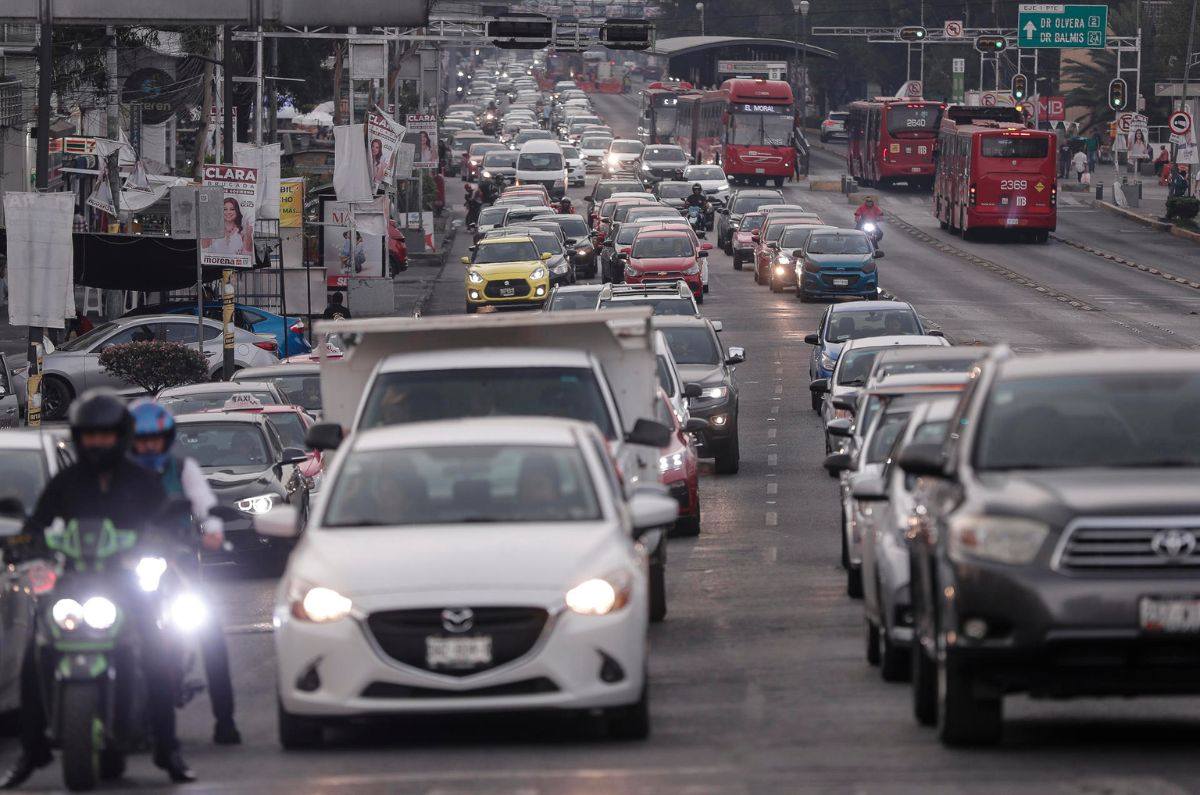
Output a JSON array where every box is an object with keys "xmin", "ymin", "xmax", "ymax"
[
  {"xmin": 223, "ymin": 25, "xmax": 234, "ymax": 163},
  {"xmin": 1177, "ymin": 0, "xmax": 1198, "ymax": 178},
  {"xmin": 106, "ymin": 26, "xmax": 119, "ymax": 140},
  {"xmin": 254, "ymin": 27, "xmax": 264, "ymax": 146},
  {"xmin": 269, "ymin": 36, "xmax": 279, "ymax": 141}
]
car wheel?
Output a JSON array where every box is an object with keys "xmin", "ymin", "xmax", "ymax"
[
  {"xmin": 278, "ymin": 696, "xmax": 324, "ymax": 750},
  {"xmin": 695, "ymin": 291, "xmax": 704, "ymax": 305},
  {"xmin": 703, "ymin": 283, "xmax": 709, "ymax": 294},
  {"xmin": 465, "ymin": 302, "xmax": 477, "ymax": 314},
  {"xmin": 812, "ymin": 390, "xmax": 822, "ymax": 413},
  {"xmin": 937, "ymin": 656, "xmax": 1003, "ymax": 747},
  {"xmin": 648, "ymin": 559, "xmax": 667, "ymax": 623},
  {"xmin": 879, "ymin": 625, "xmax": 911, "ymax": 682},
  {"xmin": 753, "ymin": 266, "xmax": 762, "ymax": 285},
  {"xmin": 606, "ymin": 683, "xmax": 650, "ymax": 740},
  {"xmin": 847, "ymin": 564, "xmax": 863, "ymax": 599},
  {"xmin": 714, "ymin": 431, "xmax": 739, "ymax": 475},
  {"xmin": 912, "ymin": 639, "xmax": 937, "ymax": 726},
  {"xmin": 840, "ymin": 508, "xmax": 849, "ymax": 568},
  {"xmin": 41, "ymin": 376, "xmax": 74, "ymax": 422},
  {"xmin": 673, "ymin": 510, "xmax": 701, "ymax": 538},
  {"xmin": 866, "ymin": 620, "xmax": 881, "ymax": 666}
]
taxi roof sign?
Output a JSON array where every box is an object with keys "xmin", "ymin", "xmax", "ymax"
[{"xmin": 223, "ymin": 394, "xmax": 265, "ymax": 411}]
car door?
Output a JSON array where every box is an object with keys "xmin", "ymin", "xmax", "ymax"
[
  {"xmin": 810, "ymin": 308, "xmax": 829, "ymax": 379},
  {"xmin": 161, "ymin": 321, "xmax": 224, "ymax": 375},
  {"xmin": 86, "ymin": 322, "xmax": 163, "ymax": 389},
  {"xmin": 0, "ymin": 355, "xmax": 18, "ymax": 428}
]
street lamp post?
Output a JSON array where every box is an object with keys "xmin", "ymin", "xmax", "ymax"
[
  {"xmin": 794, "ymin": 0, "xmax": 810, "ymax": 124},
  {"xmin": 696, "ymin": 2, "xmax": 705, "ymax": 36}
]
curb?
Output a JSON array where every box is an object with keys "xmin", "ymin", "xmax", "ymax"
[
  {"xmin": 412, "ymin": 220, "xmax": 458, "ymax": 317},
  {"xmin": 1170, "ymin": 225, "xmax": 1200, "ymax": 244},
  {"xmin": 1092, "ymin": 200, "xmax": 1172, "ymax": 231}
]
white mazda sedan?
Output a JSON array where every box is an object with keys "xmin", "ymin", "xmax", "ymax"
[{"xmin": 258, "ymin": 417, "xmax": 678, "ymax": 747}]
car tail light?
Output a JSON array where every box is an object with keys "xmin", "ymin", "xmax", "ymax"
[
  {"xmin": 881, "ymin": 145, "xmax": 889, "ymax": 163},
  {"xmin": 968, "ymin": 184, "xmax": 977, "ymax": 207},
  {"xmin": 289, "ymin": 320, "xmax": 305, "ymax": 334},
  {"xmin": 254, "ymin": 340, "xmax": 278, "ymax": 353}
]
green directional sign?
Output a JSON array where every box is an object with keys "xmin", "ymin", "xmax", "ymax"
[{"xmin": 1018, "ymin": 4, "xmax": 1107, "ymax": 49}]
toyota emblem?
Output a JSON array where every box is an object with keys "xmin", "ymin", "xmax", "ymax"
[
  {"xmin": 441, "ymin": 607, "xmax": 474, "ymax": 633},
  {"xmin": 1151, "ymin": 529, "xmax": 1198, "ymax": 560}
]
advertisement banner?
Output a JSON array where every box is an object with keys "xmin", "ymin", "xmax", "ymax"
[
  {"xmin": 405, "ymin": 114, "xmax": 438, "ymax": 170},
  {"xmin": 367, "ymin": 110, "xmax": 406, "ymax": 191},
  {"xmin": 322, "ymin": 200, "xmax": 383, "ymax": 277},
  {"xmin": 279, "ymin": 178, "xmax": 305, "ymax": 228},
  {"xmin": 200, "ymin": 164, "xmax": 259, "ymax": 270}
]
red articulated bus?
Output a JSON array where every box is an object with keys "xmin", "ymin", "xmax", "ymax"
[
  {"xmin": 846, "ymin": 99, "xmax": 945, "ymax": 189},
  {"xmin": 637, "ymin": 81, "xmax": 694, "ymax": 145},
  {"xmin": 676, "ymin": 78, "xmax": 796, "ymax": 187},
  {"xmin": 933, "ymin": 107, "xmax": 1057, "ymax": 241}
]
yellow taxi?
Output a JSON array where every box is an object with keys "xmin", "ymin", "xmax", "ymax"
[{"xmin": 462, "ymin": 235, "xmax": 553, "ymax": 313}]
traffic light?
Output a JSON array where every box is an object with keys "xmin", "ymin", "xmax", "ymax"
[
  {"xmin": 1107, "ymin": 78, "xmax": 1127, "ymax": 110},
  {"xmin": 1011, "ymin": 73, "xmax": 1028, "ymax": 101},
  {"xmin": 898, "ymin": 26, "xmax": 927, "ymax": 42},
  {"xmin": 974, "ymin": 34, "xmax": 1007, "ymax": 53}
]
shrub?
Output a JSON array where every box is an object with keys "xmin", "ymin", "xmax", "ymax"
[
  {"xmin": 1166, "ymin": 196, "xmax": 1200, "ymax": 221},
  {"xmin": 98, "ymin": 341, "xmax": 208, "ymax": 394}
]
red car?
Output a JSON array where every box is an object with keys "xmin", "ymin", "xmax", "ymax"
[
  {"xmin": 387, "ymin": 219, "xmax": 407, "ymax": 273},
  {"xmin": 619, "ymin": 229, "xmax": 710, "ymax": 301},
  {"xmin": 731, "ymin": 211, "xmax": 765, "ymax": 270},
  {"xmin": 654, "ymin": 388, "xmax": 700, "ymax": 536}
]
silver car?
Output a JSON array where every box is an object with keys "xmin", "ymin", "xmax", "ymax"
[
  {"xmin": 233, "ymin": 364, "xmax": 322, "ymax": 417},
  {"xmin": 15, "ymin": 315, "xmax": 279, "ymax": 420},
  {"xmin": 157, "ymin": 381, "xmax": 286, "ymax": 415}
]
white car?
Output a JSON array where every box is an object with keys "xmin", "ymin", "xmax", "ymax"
[
  {"xmin": 261, "ymin": 417, "xmax": 677, "ymax": 747},
  {"xmin": 682, "ymin": 164, "xmax": 730, "ymax": 203},
  {"xmin": 561, "ymin": 145, "xmax": 586, "ymax": 187}
]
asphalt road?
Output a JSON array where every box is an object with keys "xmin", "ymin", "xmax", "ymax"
[{"xmin": 6, "ymin": 91, "xmax": 1200, "ymax": 794}]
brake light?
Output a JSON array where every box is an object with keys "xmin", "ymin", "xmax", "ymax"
[
  {"xmin": 1050, "ymin": 184, "xmax": 1057, "ymax": 207},
  {"xmin": 254, "ymin": 340, "xmax": 278, "ymax": 353},
  {"xmin": 881, "ymin": 146, "xmax": 889, "ymax": 163},
  {"xmin": 968, "ymin": 184, "xmax": 977, "ymax": 207}
]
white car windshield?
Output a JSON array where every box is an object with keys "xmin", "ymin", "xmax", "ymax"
[
  {"xmin": 175, "ymin": 423, "xmax": 273, "ymax": 469},
  {"xmin": 518, "ymin": 152, "xmax": 563, "ymax": 170}
]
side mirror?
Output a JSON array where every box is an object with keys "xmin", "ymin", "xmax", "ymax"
[
  {"xmin": 566, "ymin": 238, "xmax": 578, "ymax": 246},
  {"xmin": 928, "ymin": 330, "xmax": 946, "ymax": 338},
  {"xmin": 541, "ymin": 252, "xmax": 553, "ymax": 261},
  {"xmin": 460, "ymin": 256, "xmax": 471, "ymax": 265},
  {"xmin": 792, "ymin": 249, "xmax": 804, "ymax": 258},
  {"xmin": 305, "ymin": 422, "xmax": 344, "ymax": 452},
  {"xmin": 698, "ymin": 250, "xmax": 708, "ymax": 257},
  {"xmin": 683, "ymin": 417, "xmax": 709, "ymax": 433},
  {"xmin": 725, "ymin": 347, "xmax": 745, "ymax": 365},
  {"xmin": 873, "ymin": 249, "xmax": 885, "ymax": 259},
  {"xmin": 826, "ymin": 418, "xmax": 853, "ymax": 438},
  {"xmin": 897, "ymin": 442, "xmax": 949, "ymax": 478},
  {"xmin": 281, "ymin": 447, "xmax": 309, "ymax": 466},
  {"xmin": 851, "ymin": 475, "xmax": 889, "ymax": 502},
  {"xmin": 804, "ymin": 333, "xmax": 820, "ymax": 345},
  {"xmin": 682, "ymin": 383, "xmax": 703, "ymax": 399},
  {"xmin": 831, "ymin": 393, "xmax": 858, "ymax": 413},
  {"xmin": 823, "ymin": 451, "xmax": 852, "ymax": 474},
  {"xmin": 255, "ymin": 504, "xmax": 299, "ymax": 539},
  {"xmin": 710, "ymin": 320, "xmax": 723, "ymax": 332},
  {"xmin": 0, "ymin": 496, "xmax": 27, "ymax": 522},
  {"xmin": 809, "ymin": 377, "xmax": 829, "ymax": 394},
  {"xmin": 467, "ymin": 223, "xmax": 477, "ymax": 231},
  {"xmin": 768, "ymin": 242, "xmax": 779, "ymax": 250},
  {"xmin": 629, "ymin": 490, "xmax": 679, "ymax": 535},
  {"xmin": 625, "ymin": 418, "xmax": 672, "ymax": 448}
]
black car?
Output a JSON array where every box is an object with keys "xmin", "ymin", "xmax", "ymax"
[
  {"xmin": 715, "ymin": 187, "xmax": 785, "ymax": 252},
  {"xmin": 897, "ymin": 348, "xmax": 1200, "ymax": 746},
  {"xmin": 654, "ymin": 180, "xmax": 694, "ymax": 212},
  {"xmin": 639, "ymin": 145, "xmax": 689, "ymax": 184},
  {"xmin": 538, "ymin": 214, "xmax": 596, "ymax": 278},
  {"xmin": 652, "ymin": 316, "xmax": 744, "ymax": 474},
  {"xmin": 173, "ymin": 412, "xmax": 311, "ymax": 568},
  {"xmin": 478, "ymin": 149, "xmax": 517, "ymax": 185},
  {"xmin": 585, "ymin": 178, "xmax": 646, "ymax": 225}
]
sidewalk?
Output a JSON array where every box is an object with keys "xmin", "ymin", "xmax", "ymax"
[{"xmin": 1088, "ymin": 173, "xmax": 1200, "ymax": 244}]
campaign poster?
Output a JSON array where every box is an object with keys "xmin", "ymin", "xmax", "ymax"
[
  {"xmin": 367, "ymin": 111, "xmax": 406, "ymax": 191},
  {"xmin": 405, "ymin": 114, "xmax": 438, "ymax": 170},
  {"xmin": 322, "ymin": 200, "xmax": 383, "ymax": 277},
  {"xmin": 279, "ymin": 178, "xmax": 304, "ymax": 228},
  {"xmin": 201, "ymin": 164, "xmax": 259, "ymax": 269}
]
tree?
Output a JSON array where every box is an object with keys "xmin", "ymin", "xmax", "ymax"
[{"xmin": 98, "ymin": 341, "xmax": 208, "ymax": 395}]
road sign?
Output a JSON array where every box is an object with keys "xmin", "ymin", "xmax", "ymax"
[
  {"xmin": 944, "ymin": 20, "xmax": 963, "ymax": 38},
  {"xmin": 982, "ymin": 92, "xmax": 997, "ymax": 107},
  {"xmin": 1169, "ymin": 110, "xmax": 1192, "ymax": 136},
  {"xmin": 1018, "ymin": 4, "xmax": 1108, "ymax": 49},
  {"xmin": 1035, "ymin": 94, "xmax": 1065, "ymax": 121},
  {"xmin": 952, "ymin": 58, "xmax": 965, "ymax": 74},
  {"xmin": 170, "ymin": 185, "xmax": 224, "ymax": 240},
  {"xmin": 1116, "ymin": 112, "xmax": 1133, "ymax": 134}
]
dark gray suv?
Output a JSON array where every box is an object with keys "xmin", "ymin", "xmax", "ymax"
[{"xmin": 900, "ymin": 348, "xmax": 1200, "ymax": 747}]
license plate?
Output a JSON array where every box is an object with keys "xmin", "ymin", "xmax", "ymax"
[
  {"xmin": 500, "ymin": 286, "xmax": 516, "ymax": 297},
  {"xmin": 426, "ymin": 636, "xmax": 493, "ymax": 668},
  {"xmin": 1140, "ymin": 597, "xmax": 1200, "ymax": 634},
  {"xmin": 1005, "ymin": 218, "xmax": 1020, "ymax": 227},
  {"xmin": 833, "ymin": 278, "xmax": 849, "ymax": 287},
  {"xmin": 755, "ymin": 168, "xmax": 765, "ymax": 174}
]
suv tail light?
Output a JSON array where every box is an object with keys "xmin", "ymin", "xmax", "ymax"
[
  {"xmin": 254, "ymin": 340, "xmax": 278, "ymax": 353},
  {"xmin": 289, "ymin": 320, "xmax": 305, "ymax": 334}
]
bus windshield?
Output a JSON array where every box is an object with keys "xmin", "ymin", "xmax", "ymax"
[
  {"xmin": 729, "ymin": 112, "xmax": 792, "ymax": 146},
  {"xmin": 981, "ymin": 135, "xmax": 1050, "ymax": 159},
  {"xmin": 886, "ymin": 105, "xmax": 941, "ymax": 137}
]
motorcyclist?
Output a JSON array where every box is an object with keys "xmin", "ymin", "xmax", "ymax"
[
  {"xmin": 684, "ymin": 183, "xmax": 710, "ymax": 229},
  {"xmin": 854, "ymin": 196, "xmax": 883, "ymax": 226},
  {"xmin": 558, "ymin": 197, "xmax": 573, "ymax": 214},
  {"xmin": 0, "ymin": 391, "xmax": 195, "ymax": 788},
  {"xmin": 129, "ymin": 400, "xmax": 241, "ymax": 747},
  {"xmin": 465, "ymin": 183, "xmax": 483, "ymax": 227}
]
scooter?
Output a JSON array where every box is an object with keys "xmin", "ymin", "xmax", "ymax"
[{"xmin": 857, "ymin": 219, "xmax": 883, "ymax": 245}]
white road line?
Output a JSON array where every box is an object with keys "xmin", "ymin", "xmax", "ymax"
[
  {"xmin": 768, "ymin": 428, "xmax": 777, "ymax": 439},
  {"xmin": 767, "ymin": 453, "xmax": 778, "ymax": 466},
  {"xmin": 765, "ymin": 512, "xmax": 778, "ymax": 526},
  {"xmin": 766, "ymin": 482, "xmax": 778, "ymax": 495},
  {"xmin": 226, "ymin": 622, "xmax": 273, "ymax": 635},
  {"xmin": 774, "ymin": 384, "xmax": 783, "ymax": 395}
]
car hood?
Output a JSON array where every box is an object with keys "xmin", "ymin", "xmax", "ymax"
[
  {"xmin": 676, "ymin": 363, "xmax": 725, "ymax": 386},
  {"xmin": 629, "ymin": 257, "xmax": 694, "ymax": 271},
  {"xmin": 201, "ymin": 467, "xmax": 281, "ymax": 499},
  {"xmin": 294, "ymin": 524, "xmax": 621, "ymax": 595},
  {"xmin": 806, "ymin": 253, "xmax": 872, "ymax": 268},
  {"xmin": 694, "ymin": 179, "xmax": 727, "ymax": 191},
  {"xmin": 473, "ymin": 261, "xmax": 543, "ymax": 279},
  {"xmin": 975, "ymin": 469, "xmax": 1200, "ymax": 523},
  {"xmin": 822, "ymin": 341, "xmax": 846, "ymax": 361}
]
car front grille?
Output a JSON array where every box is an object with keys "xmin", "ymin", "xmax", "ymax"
[
  {"xmin": 366, "ymin": 607, "xmax": 549, "ymax": 677},
  {"xmin": 484, "ymin": 279, "xmax": 531, "ymax": 298},
  {"xmin": 1056, "ymin": 519, "xmax": 1200, "ymax": 571}
]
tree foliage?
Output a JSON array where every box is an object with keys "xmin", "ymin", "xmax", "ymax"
[{"xmin": 98, "ymin": 341, "xmax": 208, "ymax": 395}]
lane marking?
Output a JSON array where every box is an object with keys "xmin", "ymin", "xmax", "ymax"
[
  {"xmin": 766, "ymin": 482, "xmax": 778, "ymax": 495},
  {"xmin": 767, "ymin": 453, "xmax": 778, "ymax": 466},
  {"xmin": 226, "ymin": 622, "xmax": 273, "ymax": 635},
  {"xmin": 193, "ymin": 766, "xmax": 736, "ymax": 790},
  {"xmin": 1053, "ymin": 233, "xmax": 1200, "ymax": 293},
  {"xmin": 765, "ymin": 512, "xmax": 778, "ymax": 526},
  {"xmin": 767, "ymin": 428, "xmax": 777, "ymax": 439}
]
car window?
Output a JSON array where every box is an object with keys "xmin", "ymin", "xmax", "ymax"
[
  {"xmin": 260, "ymin": 373, "xmax": 322, "ymax": 411},
  {"xmin": 474, "ymin": 240, "xmax": 539, "ymax": 263},
  {"xmin": 632, "ymin": 236, "xmax": 692, "ymax": 259},
  {"xmin": 687, "ymin": 167, "xmax": 725, "ymax": 180},
  {"xmin": 740, "ymin": 215, "xmax": 766, "ymax": 231},
  {"xmin": 548, "ymin": 290, "xmax": 601, "ymax": 310},
  {"xmin": 866, "ymin": 411, "xmax": 911, "ymax": 464},
  {"xmin": 97, "ymin": 323, "xmax": 160, "ymax": 349},
  {"xmin": 554, "ymin": 218, "xmax": 589, "ymax": 238},
  {"xmin": 175, "ymin": 423, "xmax": 271, "ymax": 469},
  {"xmin": 529, "ymin": 234, "xmax": 563, "ymax": 255},
  {"xmin": 477, "ymin": 207, "xmax": 508, "ymax": 226},
  {"xmin": 826, "ymin": 309, "xmax": 920, "ymax": 342},
  {"xmin": 159, "ymin": 390, "xmax": 278, "ymax": 414},
  {"xmin": 780, "ymin": 227, "xmax": 820, "ymax": 248},
  {"xmin": 58, "ymin": 322, "xmax": 117, "ymax": 351},
  {"xmin": 161, "ymin": 322, "xmax": 220, "ymax": 344},
  {"xmin": 837, "ymin": 348, "xmax": 882, "ymax": 386},
  {"xmin": 600, "ymin": 297, "xmax": 697, "ymax": 316},
  {"xmin": 661, "ymin": 327, "xmax": 720, "ymax": 365},
  {"xmin": 481, "ymin": 152, "xmax": 517, "ymax": 167},
  {"xmin": 732, "ymin": 193, "xmax": 783, "ymax": 213},
  {"xmin": 645, "ymin": 147, "xmax": 686, "ymax": 161},
  {"xmin": 323, "ymin": 445, "xmax": 601, "ymax": 526},
  {"xmin": 610, "ymin": 141, "xmax": 644, "ymax": 154},
  {"xmin": 0, "ymin": 451, "xmax": 48, "ymax": 514},
  {"xmin": 265, "ymin": 413, "xmax": 307, "ymax": 450},
  {"xmin": 806, "ymin": 233, "xmax": 873, "ymax": 255},
  {"xmin": 517, "ymin": 152, "xmax": 563, "ymax": 170}
]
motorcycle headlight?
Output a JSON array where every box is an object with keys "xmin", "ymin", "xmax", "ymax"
[
  {"xmin": 862, "ymin": 222, "xmax": 877, "ymax": 233},
  {"xmin": 642, "ymin": 162, "xmax": 651, "ymax": 171},
  {"xmin": 467, "ymin": 270, "xmax": 485, "ymax": 284},
  {"xmin": 136, "ymin": 556, "xmax": 168, "ymax": 592},
  {"xmin": 820, "ymin": 351, "xmax": 836, "ymax": 372},
  {"xmin": 236, "ymin": 494, "xmax": 277, "ymax": 515},
  {"xmin": 52, "ymin": 598, "xmax": 84, "ymax": 631},
  {"xmin": 290, "ymin": 583, "xmax": 353, "ymax": 623},
  {"xmin": 169, "ymin": 593, "xmax": 209, "ymax": 632},
  {"xmin": 658, "ymin": 451, "xmax": 685, "ymax": 473},
  {"xmin": 565, "ymin": 572, "xmax": 632, "ymax": 615},
  {"xmin": 949, "ymin": 516, "xmax": 1049, "ymax": 565},
  {"xmin": 529, "ymin": 266, "xmax": 547, "ymax": 280},
  {"xmin": 575, "ymin": 247, "xmax": 588, "ymax": 255},
  {"xmin": 83, "ymin": 596, "xmax": 117, "ymax": 630}
]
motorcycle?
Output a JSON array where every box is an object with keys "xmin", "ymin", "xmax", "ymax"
[
  {"xmin": 687, "ymin": 204, "xmax": 706, "ymax": 234},
  {"xmin": 857, "ymin": 218, "xmax": 883, "ymax": 245}
]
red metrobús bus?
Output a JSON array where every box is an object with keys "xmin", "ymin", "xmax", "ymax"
[
  {"xmin": 676, "ymin": 78, "xmax": 796, "ymax": 186},
  {"xmin": 637, "ymin": 81, "xmax": 694, "ymax": 145},
  {"xmin": 933, "ymin": 115, "xmax": 1057, "ymax": 241},
  {"xmin": 846, "ymin": 99, "xmax": 944, "ymax": 189}
]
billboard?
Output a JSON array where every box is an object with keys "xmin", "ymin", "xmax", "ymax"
[
  {"xmin": 367, "ymin": 111, "xmax": 406, "ymax": 190},
  {"xmin": 322, "ymin": 200, "xmax": 383, "ymax": 277},
  {"xmin": 200, "ymin": 164, "xmax": 259, "ymax": 270},
  {"xmin": 405, "ymin": 114, "xmax": 438, "ymax": 170}
]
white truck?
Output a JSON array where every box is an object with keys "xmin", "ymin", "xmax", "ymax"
[{"xmin": 306, "ymin": 309, "xmax": 679, "ymax": 622}]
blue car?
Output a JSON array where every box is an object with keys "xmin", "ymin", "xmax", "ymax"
[
  {"xmin": 124, "ymin": 302, "xmax": 311, "ymax": 356},
  {"xmin": 795, "ymin": 229, "xmax": 882, "ymax": 302},
  {"xmin": 804, "ymin": 301, "xmax": 938, "ymax": 411}
]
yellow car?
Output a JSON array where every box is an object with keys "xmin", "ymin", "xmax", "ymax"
[{"xmin": 462, "ymin": 235, "xmax": 553, "ymax": 313}]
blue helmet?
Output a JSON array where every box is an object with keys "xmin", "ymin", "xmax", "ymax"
[{"xmin": 129, "ymin": 399, "xmax": 175, "ymax": 471}]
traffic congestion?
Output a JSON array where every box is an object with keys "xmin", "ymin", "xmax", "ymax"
[{"xmin": 3, "ymin": 29, "xmax": 1200, "ymax": 794}]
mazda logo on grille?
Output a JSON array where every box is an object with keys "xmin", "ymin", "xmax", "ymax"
[
  {"xmin": 441, "ymin": 608, "xmax": 474, "ymax": 633},
  {"xmin": 1151, "ymin": 529, "xmax": 1198, "ymax": 560}
]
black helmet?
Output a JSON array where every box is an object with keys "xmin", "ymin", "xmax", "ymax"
[
  {"xmin": 69, "ymin": 389, "xmax": 133, "ymax": 472},
  {"xmin": 692, "ymin": 183, "xmax": 702, "ymax": 192}
]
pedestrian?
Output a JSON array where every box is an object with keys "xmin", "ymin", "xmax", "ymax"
[
  {"xmin": 1087, "ymin": 131, "xmax": 1100, "ymax": 172},
  {"xmin": 791, "ymin": 130, "xmax": 805, "ymax": 182},
  {"xmin": 322, "ymin": 291, "xmax": 352, "ymax": 320},
  {"xmin": 1072, "ymin": 149, "xmax": 1088, "ymax": 183},
  {"xmin": 1058, "ymin": 141, "xmax": 1071, "ymax": 179},
  {"xmin": 1169, "ymin": 165, "xmax": 1191, "ymax": 198},
  {"xmin": 437, "ymin": 137, "xmax": 448, "ymax": 174}
]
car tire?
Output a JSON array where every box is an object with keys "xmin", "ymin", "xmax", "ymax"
[
  {"xmin": 878, "ymin": 599, "xmax": 911, "ymax": 682},
  {"xmin": 732, "ymin": 255, "xmax": 742, "ymax": 271},
  {"xmin": 798, "ymin": 288, "xmax": 813, "ymax": 303},
  {"xmin": 278, "ymin": 696, "xmax": 324, "ymax": 750},
  {"xmin": 695, "ymin": 291, "xmax": 704, "ymax": 305},
  {"xmin": 847, "ymin": 564, "xmax": 863, "ymax": 599},
  {"xmin": 607, "ymin": 683, "xmax": 650, "ymax": 741},
  {"xmin": 812, "ymin": 391, "xmax": 822, "ymax": 413},
  {"xmin": 937, "ymin": 656, "xmax": 1003, "ymax": 747},
  {"xmin": 703, "ymin": 283, "xmax": 709, "ymax": 294},
  {"xmin": 714, "ymin": 431, "xmax": 739, "ymax": 475},
  {"xmin": 466, "ymin": 302, "xmax": 478, "ymax": 314},
  {"xmin": 866, "ymin": 620, "xmax": 881, "ymax": 666},
  {"xmin": 673, "ymin": 508, "xmax": 701, "ymax": 537},
  {"xmin": 840, "ymin": 508, "xmax": 849, "ymax": 568},
  {"xmin": 753, "ymin": 266, "xmax": 762, "ymax": 285},
  {"xmin": 41, "ymin": 376, "xmax": 74, "ymax": 422},
  {"xmin": 912, "ymin": 639, "xmax": 937, "ymax": 725},
  {"xmin": 648, "ymin": 560, "xmax": 667, "ymax": 623}
]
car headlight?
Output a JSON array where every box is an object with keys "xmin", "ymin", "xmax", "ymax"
[
  {"xmin": 820, "ymin": 351, "xmax": 836, "ymax": 372},
  {"xmin": 236, "ymin": 494, "xmax": 277, "ymax": 515},
  {"xmin": 642, "ymin": 162, "xmax": 651, "ymax": 170},
  {"xmin": 774, "ymin": 265, "xmax": 788, "ymax": 275},
  {"xmin": 565, "ymin": 572, "xmax": 632, "ymax": 615},
  {"xmin": 697, "ymin": 386, "xmax": 728, "ymax": 400},
  {"xmin": 776, "ymin": 254, "xmax": 792, "ymax": 265},
  {"xmin": 136, "ymin": 556, "xmax": 168, "ymax": 592},
  {"xmin": 51, "ymin": 598, "xmax": 84, "ymax": 631},
  {"xmin": 575, "ymin": 247, "xmax": 588, "ymax": 255},
  {"xmin": 552, "ymin": 263, "xmax": 568, "ymax": 274},
  {"xmin": 481, "ymin": 170, "xmax": 492, "ymax": 178},
  {"xmin": 467, "ymin": 270, "xmax": 485, "ymax": 284},
  {"xmin": 83, "ymin": 596, "xmax": 117, "ymax": 630},
  {"xmin": 529, "ymin": 266, "xmax": 547, "ymax": 280},
  {"xmin": 684, "ymin": 264, "xmax": 701, "ymax": 275},
  {"xmin": 948, "ymin": 516, "xmax": 1049, "ymax": 565},
  {"xmin": 658, "ymin": 451, "xmax": 685, "ymax": 473},
  {"xmin": 169, "ymin": 593, "xmax": 209, "ymax": 632},
  {"xmin": 607, "ymin": 154, "xmax": 620, "ymax": 165},
  {"xmin": 289, "ymin": 582, "xmax": 353, "ymax": 623}
]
